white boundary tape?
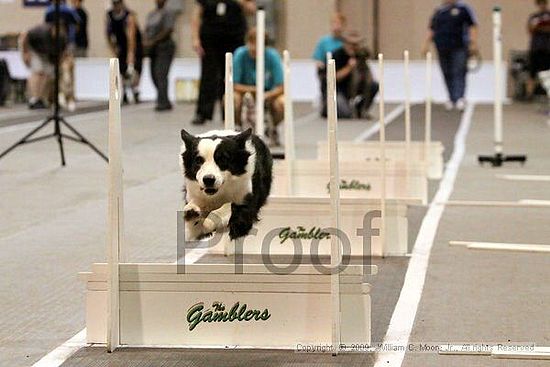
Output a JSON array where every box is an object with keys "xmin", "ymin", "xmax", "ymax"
[
  {"xmin": 374, "ymin": 103, "xmax": 475, "ymax": 367},
  {"xmin": 353, "ymin": 104, "xmax": 406, "ymax": 142},
  {"xmin": 31, "ymin": 329, "xmax": 88, "ymax": 367}
]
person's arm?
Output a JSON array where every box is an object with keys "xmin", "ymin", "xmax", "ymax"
[
  {"xmin": 20, "ymin": 32, "xmax": 31, "ymax": 67},
  {"xmin": 528, "ymin": 15, "xmax": 538, "ymax": 34},
  {"xmin": 191, "ymin": 5, "xmax": 204, "ymax": 57},
  {"xmin": 335, "ymin": 58, "xmax": 356, "ymax": 81},
  {"xmin": 468, "ymin": 25, "xmax": 478, "ymax": 54},
  {"xmin": 265, "ymin": 84, "xmax": 283, "ymax": 100},
  {"xmin": 146, "ymin": 11, "xmax": 175, "ymax": 47},
  {"xmin": 126, "ymin": 13, "xmax": 137, "ymax": 67},
  {"xmin": 239, "ymin": 0, "xmax": 256, "ymax": 16},
  {"xmin": 422, "ymin": 29, "xmax": 434, "ymax": 56}
]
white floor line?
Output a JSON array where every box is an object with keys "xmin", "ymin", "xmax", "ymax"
[
  {"xmin": 496, "ymin": 174, "xmax": 550, "ymax": 182},
  {"xmin": 374, "ymin": 103, "xmax": 475, "ymax": 367},
  {"xmin": 31, "ymin": 248, "xmax": 205, "ymax": 367},
  {"xmin": 354, "ymin": 104, "xmax": 406, "ymax": 142}
]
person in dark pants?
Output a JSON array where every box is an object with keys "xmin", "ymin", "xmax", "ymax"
[
  {"xmin": 326, "ymin": 31, "xmax": 379, "ymax": 119},
  {"xmin": 106, "ymin": 0, "xmax": 143, "ymax": 104},
  {"xmin": 527, "ymin": 0, "xmax": 550, "ymax": 99},
  {"xmin": 191, "ymin": 0, "xmax": 256, "ymax": 125},
  {"xmin": 144, "ymin": 0, "xmax": 177, "ymax": 111},
  {"xmin": 71, "ymin": 0, "xmax": 88, "ymax": 57},
  {"xmin": 423, "ymin": 0, "xmax": 478, "ymax": 111}
]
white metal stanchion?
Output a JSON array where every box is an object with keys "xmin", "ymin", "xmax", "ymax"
[
  {"xmin": 283, "ymin": 50, "xmax": 295, "ymax": 195},
  {"xmin": 107, "ymin": 58, "xmax": 124, "ymax": 353},
  {"xmin": 478, "ymin": 6, "xmax": 526, "ymax": 166},
  {"xmin": 327, "ymin": 59, "xmax": 342, "ymax": 355},
  {"xmin": 424, "ymin": 51, "xmax": 432, "ymax": 164},
  {"xmin": 378, "ymin": 53, "xmax": 387, "ymax": 257},
  {"xmin": 224, "ymin": 52, "xmax": 235, "ymax": 131},
  {"xmin": 256, "ymin": 10, "xmax": 266, "ymax": 138}
]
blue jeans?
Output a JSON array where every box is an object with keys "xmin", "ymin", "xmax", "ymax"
[{"xmin": 437, "ymin": 48, "xmax": 468, "ymax": 103}]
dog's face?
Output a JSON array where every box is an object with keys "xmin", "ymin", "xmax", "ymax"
[{"xmin": 180, "ymin": 129, "xmax": 253, "ymax": 196}]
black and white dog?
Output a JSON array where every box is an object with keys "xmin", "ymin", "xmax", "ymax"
[{"xmin": 180, "ymin": 128, "xmax": 273, "ymax": 241}]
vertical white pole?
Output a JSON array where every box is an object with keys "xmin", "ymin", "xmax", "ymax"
[
  {"xmin": 107, "ymin": 58, "xmax": 123, "ymax": 353},
  {"xmin": 327, "ymin": 59, "xmax": 341, "ymax": 355},
  {"xmin": 283, "ymin": 50, "xmax": 295, "ymax": 195},
  {"xmin": 493, "ymin": 7, "xmax": 503, "ymax": 154},
  {"xmin": 256, "ymin": 10, "xmax": 266, "ymax": 138},
  {"xmin": 378, "ymin": 53, "xmax": 387, "ymax": 257},
  {"xmin": 404, "ymin": 50, "xmax": 411, "ymax": 159},
  {"xmin": 424, "ymin": 52, "xmax": 433, "ymax": 163},
  {"xmin": 224, "ymin": 52, "xmax": 235, "ymax": 131}
]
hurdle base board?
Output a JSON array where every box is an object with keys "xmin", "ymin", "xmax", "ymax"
[
  {"xmin": 205, "ymin": 196, "xmax": 415, "ymax": 257},
  {"xmin": 317, "ymin": 141, "xmax": 444, "ymax": 180},
  {"xmin": 273, "ymin": 160, "xmax": 428, "ymax": 205},
  {"xmin": 80, "ymin": 263, "xmax": 372, "ymax": 348}
]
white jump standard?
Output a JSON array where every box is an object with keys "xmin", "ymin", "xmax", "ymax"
[{"xmin": 79, "ymin": 58, "xmax": 375, "ymax": 351}]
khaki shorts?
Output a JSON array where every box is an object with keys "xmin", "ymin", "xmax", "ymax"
[{"xmin": 30, "ymin": 51, "xmax": 54, "ymax": 76}]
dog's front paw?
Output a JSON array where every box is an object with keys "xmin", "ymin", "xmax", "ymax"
[{"xmin": 183, "ymin": 202, "xmax": 201, "ymax": 221}]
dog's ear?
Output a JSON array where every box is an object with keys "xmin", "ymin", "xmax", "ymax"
[
  {"xmin": 181, "ymin": 129, "xmax": 197, "ymax": 148},
  {"xmin": 233, "ymin": 128, "xmax": 252, "ymax": 147}
]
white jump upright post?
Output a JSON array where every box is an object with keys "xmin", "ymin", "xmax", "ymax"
[
  {"xmin": 224, "ymin": 52, "xmax": 235, "ymax": 131},
  {"xmin": 256, "ymin": 9, "xmax": 266, "ymax": 138},
  {"xmin": 424, "ymin": 51, "xmax": 432, "ymax": 165},
  {"xmin": 378, "ymin": 53, "xmax": 387, "ymax": 257},
  {"xmin": 283, "ymin": 50, "xmax": 295, "ymax": 194},
  {"xmin": 327, "ymin": 58, "xmax": 342, "ymax": 355},
  {"xmin": 404, "ymin": 50, "xmax": 412, "ymax": 163},
  {"xmin": 107, "ymin": 58, "xmax": 123, "ymax": 353},
  {"xmin": 478, "ymin": 6, "xmax": 527, "ymax": 166}
]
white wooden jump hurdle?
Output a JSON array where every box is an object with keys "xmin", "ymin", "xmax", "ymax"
[
  {"xmin": 316, "ymin": 51, "xmax": 444, "ymax": 180},
  {"xmin": 280, "ymin": 50, "xmax": 428, "ymax": 205},
  {"xmin": 214, "ymin": 53, "xmax": 412, "ymax": 258},
  {"xmin": 79, "ymin": 58, "xmax": 375, "ymax": 351}
]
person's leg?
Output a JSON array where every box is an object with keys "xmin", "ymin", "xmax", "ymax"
[
  {"xmin": 451, "ymin": 48, "xmax": 468, "ymax": 103},
  {"xmin": 437, "ymin": 48, "xmax": 454, "ymax": 103},
  {"xmin": 153, "ymin": 41, "xmax": 175, "ymax": 109},
  {"xmin": 364, "ymin": 80, "xmax": 379, "ymax": 112},
  {"xmin": 336, "ymin": 92, "xmax": 353, "ymax": 118},
  {"xmin": 269, "ymin": 94, "xmax": 285, "ymax": 126},
  {"xmin": 195, "ymin": 41, "xmax": 218, "ymax": 121}
]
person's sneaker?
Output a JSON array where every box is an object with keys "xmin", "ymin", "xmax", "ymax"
[
  {"xmin": 155, "ymin": 104, "xmax": 173, "ymax": 112},
  {"xmin": 444, "ymin": 101, "xmax": 454, "ymax": 111},
  {"xmin": 29, "ymin": 100, "xmax": 47, "ymax": 110},
  {"xmin": 455, "ymin": 98, "xmax": 466, "ymax": 111},
  {"xmin": 191, "ymin": 114, "xmax": 206, "ymax": 125}
]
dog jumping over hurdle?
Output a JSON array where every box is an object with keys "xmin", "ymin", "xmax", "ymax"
[{"xmin": 180, "ymin": 128, "xmax": 273, "ymax": 241}]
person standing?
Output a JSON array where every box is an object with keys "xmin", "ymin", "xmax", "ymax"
[
  {"xmin": 423, "ymin": 0, "xmax": 478, "ymax": 111},
  {"xmin": 144, "ymin": 0, "xmax": 177, "ymax": 111},
  {"xmin": 106, "ymin": 0, "xmax": 143, "ymax": 104},
  {"xmin": 191, "ymin": 0, "xmax": 256, "ymax": 125},
  {"xmin": 71, "ymin": 0, "xmax": 88, "ymax": 57},
  {"xmin": 526, "ymin": 0, "xmax": 550, "ymax": 99}
]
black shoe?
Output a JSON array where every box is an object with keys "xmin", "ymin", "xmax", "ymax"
[
  {"xmin": 133, "ymin": 92, "xmax": 140, "ymax": 104},
  {"xmin": 29, "ymin": 100, "xmax": 47, "ymax": 110},
  {"xmin": 155, "ymin": 103, "xmax": 173, "ymax": 112},
  {"xmin": 122, "ymin": 93, "xmax": 129, "ymax": 105},
  {"xmin": 191, "ymin": 115, "xmax": 206, "ymax": 125}
]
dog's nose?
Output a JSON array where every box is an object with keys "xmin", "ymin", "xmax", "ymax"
[{"xmin": 202, "ymin": 175, "xmax": 216, "ymax": 187}]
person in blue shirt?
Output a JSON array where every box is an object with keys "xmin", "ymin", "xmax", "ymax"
[
  {"xmin": 312, "ymin": 12, "xmax": 346, "ymax": 116},
  {"xmin": 232, "ymin": 27, "xmax": 284, "ymax": 144},
  {"xmin": 423, "ymin": 0, "xmax": 478, "ymax": 111}
]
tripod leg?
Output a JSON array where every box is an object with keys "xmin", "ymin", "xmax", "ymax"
[
  {"xmin": 59, "ymin": 118, "xmax": 108, "ymax": 162},
  {"xmin": 0, "ymin": 117, "xmax": 53, "ymax": 160},
  {"xmin": 54, "ymin": 118, "xmax": 66, "ymax": 166}
]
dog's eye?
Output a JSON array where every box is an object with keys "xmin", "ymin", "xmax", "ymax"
[{"xmin": 194, "ymin": 156, "xmax": 204, "ymax": 165}]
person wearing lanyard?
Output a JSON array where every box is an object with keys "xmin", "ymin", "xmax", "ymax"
[
  {"xmin": 526, "ymin": 0, "xmax": 550, "ymax": 99},
  {"xmin": 191, "ymin": 0, "xmax": 256, "ymax": 125},
  {"xmin": 423, "ymin": 0, "xmax": 478, "ymax": 111},
  {"xmin": 144, "ymin": 0, "xmax": 177, "ymax": 111}
]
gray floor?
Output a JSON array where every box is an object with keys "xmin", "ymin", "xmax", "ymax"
[{"xmin": 1, "ymin": 101, "xmax": 548, "ymax": 367}]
